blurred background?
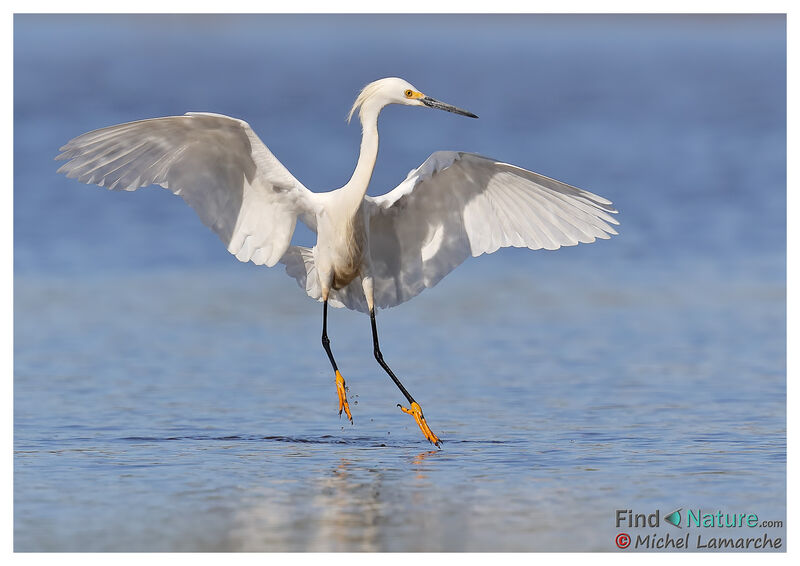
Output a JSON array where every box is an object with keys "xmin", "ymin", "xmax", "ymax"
[{"xmin": 14, "ymin": 14, "xmax": 785, "ymax": 551}]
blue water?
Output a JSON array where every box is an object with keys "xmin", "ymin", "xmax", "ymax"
[{"xmin": 14, "ymin": 14, "xmax": 785, "ymax": 551}]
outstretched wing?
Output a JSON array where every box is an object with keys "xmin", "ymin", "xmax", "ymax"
[
  {"xmin": 363, "ymin": 151, "xmax": 619, "ymax": 309},
  {"xmin": 56, "ymin": 112, "xmax": 319, "ymax": 267}
]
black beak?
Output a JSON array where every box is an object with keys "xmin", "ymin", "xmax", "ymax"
[{"xmin": 421, "ymin": 96, "xmax": 478, "ymax": 118}]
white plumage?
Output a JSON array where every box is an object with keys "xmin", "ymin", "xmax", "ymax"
[
  {"xmin": 56, "ymin": 77, "xmax": 618, "ymax": 446},
  {"xmin": 57, "ymin": 112, "xmax": 316, "ymax": 268}
]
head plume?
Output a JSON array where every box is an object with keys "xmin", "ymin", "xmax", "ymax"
[
  {"xmin": 347, "ymin": 77, "xmax": 416, "ymax": 124},
  {"xmin": 347, "ymin": 80, "xmax": 381, "ymax": 124}
]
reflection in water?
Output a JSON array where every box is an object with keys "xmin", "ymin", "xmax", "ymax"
[
  {"xmin": 219, "ymin": 443, "xmax": 578, "ymax": 551},
  {"xmin": 409, "ymin": 450, "xmax": 442, "ymax": 479},
  {"xmin": 225, "ymin": 449, "xmax": 478, "ymax": 551},
  {"xmin": 229, "ymin": 458, "xmax": 386, "ymax": 551}
]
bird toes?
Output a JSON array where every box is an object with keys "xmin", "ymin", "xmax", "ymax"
[
  {"xmin": 398, "ymin": 402, "xmax": 441, "ymax": 448},
  {"xmin": 335, "ymin": 370, "xmax": 353, "ymax": 424}
]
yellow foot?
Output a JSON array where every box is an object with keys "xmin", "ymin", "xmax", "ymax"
[
  {"xmin": 335, "ymin": 370, "xmax": 353, "ymax": 423},
  {"xmin": 398, "ymin": 402, "xmax": 441, "ymax": 447}
]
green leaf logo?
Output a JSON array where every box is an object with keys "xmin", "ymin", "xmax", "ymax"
[{"xmin": 664, "ymin": 508, "xmax": 682, "ymax": 528}]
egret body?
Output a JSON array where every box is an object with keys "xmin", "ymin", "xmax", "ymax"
[{"xmin": 56, "ymin": 77, "xmax": 619, "ymax": 447}]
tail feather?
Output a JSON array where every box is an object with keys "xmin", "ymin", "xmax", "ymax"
[
  {"xmin": 280, "ymin": 246, "xmax": 321, "ymax": 299},
  {"xmin": 279, "ymin": 246, "xmax": 369, "ymax": 312}
]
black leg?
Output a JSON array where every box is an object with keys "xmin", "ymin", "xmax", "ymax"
[
  {"xmin": 322, "ymin": 299, "xmax": 352, "ymax": 422},
  {"xmin": 370, "ymin": 308, "xmax": 415, "ymax": 405},
  {"xmin": 321, "ymin": 299, "xmax": 338, "ymax": 372},
  {"xmin": 370, "ymin": 308, "xmax": 441, "ymax": 447}
]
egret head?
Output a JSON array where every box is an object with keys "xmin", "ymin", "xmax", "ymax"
[{"xmin": 348, "ymin": 77, "xmax": 478, "ymax": 124}]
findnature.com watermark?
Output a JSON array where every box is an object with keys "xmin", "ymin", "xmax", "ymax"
[{"xmin": 613, "ymin": 508, "xmax": 784, "ymax": 550}]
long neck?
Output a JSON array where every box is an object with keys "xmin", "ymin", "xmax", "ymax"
[{"xmin": 339, "ymin": 102, "xmax": 381, "ymax": 211}]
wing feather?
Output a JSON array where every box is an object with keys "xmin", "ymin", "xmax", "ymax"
[
  {"xmin": 362, "ymin": 151, "xmax": 619, "ymax": 309},
  {"xmin": 56, "ymin": 112, "xmax": 319, "ymax": 267}
]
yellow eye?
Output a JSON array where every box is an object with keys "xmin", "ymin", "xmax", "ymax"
[{"xmin": 404, "ymin": 89, "xmax": 414, "ymax": 98}]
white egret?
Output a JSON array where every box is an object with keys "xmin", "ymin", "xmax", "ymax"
[{"xmin": 56, "ymin": 77, "xmax": 618, "ymax": 447}]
